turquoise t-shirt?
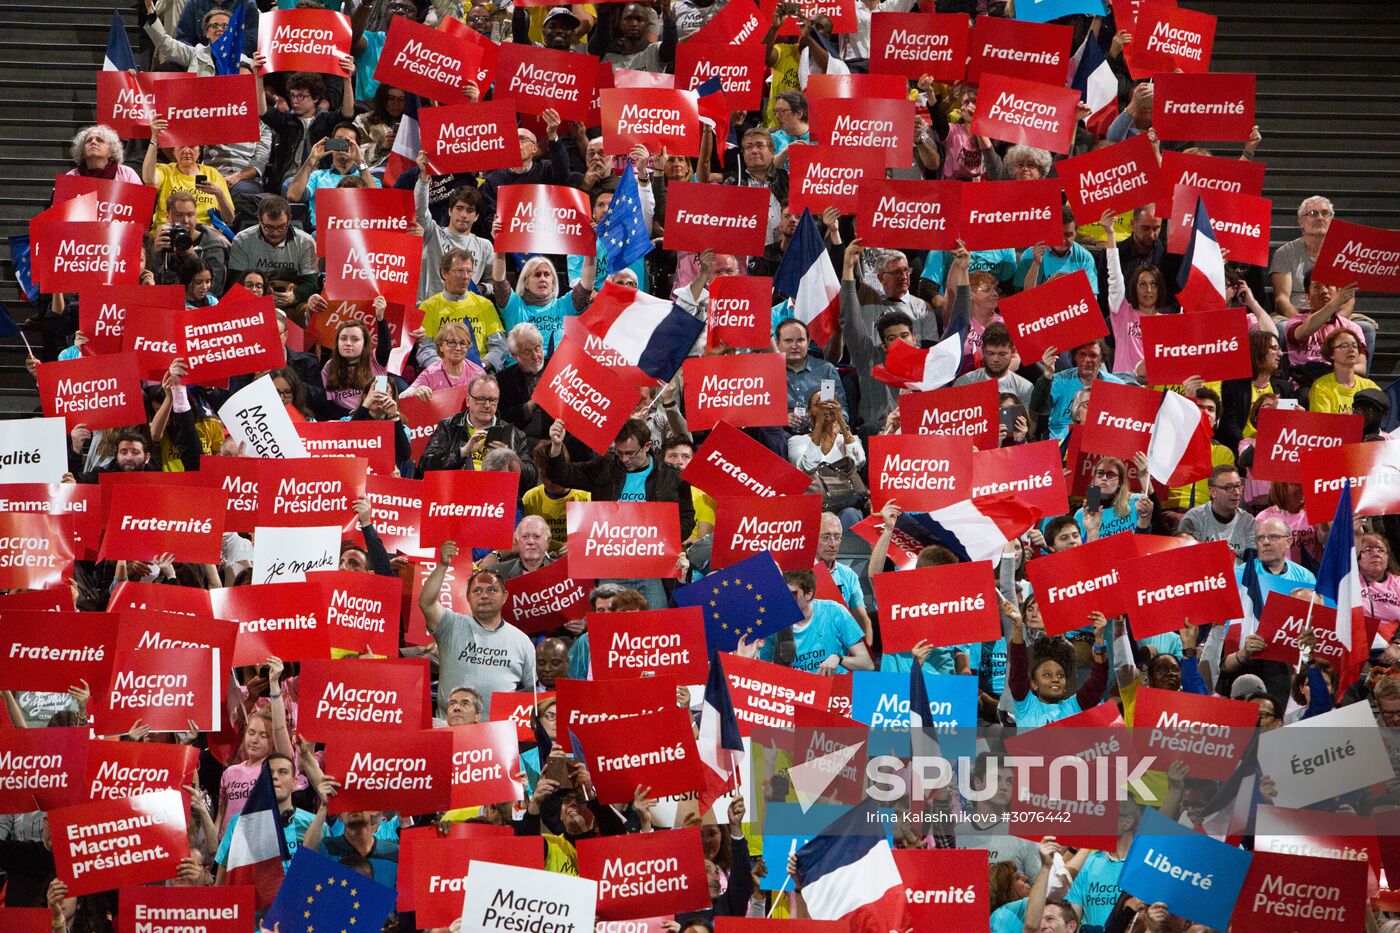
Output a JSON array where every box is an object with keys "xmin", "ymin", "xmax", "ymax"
[
  {"xmin": 1067, "ymin": 850, "xmax": 1124, "ymax": 931},
  {"xmin": 827, "ymin": 560, "xmax": 866, "ymax": 610},
  {"xmin": 880, "ymin": 647, "xmax": 959, "ymax": 676},
  {"xmin": 354, "ymin": 30, "xmax": 387, "ymax": 101},
  {"xmin": 991, "ymin": 898, "xmax": 1028, "ymax": 933},
  {"xmin": 983, "ymin": 637, "xmax": 1008, "ymax": 695},
  {"xmin": 619, "ymin": 460, "xmax": 653, "ymax": 502},
  {"xmin": 762, "ymin": 600, "xmax": 865, "ymax": 674},
  {"xmin": 1015, "ymin": 242, "xmax": 1100, "ymax": 294},
  {"xmin": 1074, "ymin": 493, "xmax": 1145, "ymax": 540},
  {"xmin": 215, "ymin": 807, "xmax": 315, "ymax": 870},
  {"xmin": 920, "ymin": 248, "xmax": 1018, "ymax": 287},
  {"xmin": 1013, "ymin": 690, "xmax": 1083, "ymax": 729},
  {"xmin": 501, "ymin": 290, "xmax": 578, "ymax": 357}
]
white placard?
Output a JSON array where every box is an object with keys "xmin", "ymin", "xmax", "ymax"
[
  {"xmin": 463, "ymin": 861, "xmax": 596, "ymax": 932},
  {"xmin": 218, "ymin": 374, "xmax": 308, "ymax": 458},
  {"xmin": 0, "ymin": 416, "xmax": 70, "ymax": 483},
  {"xmin": 252, "ymin": 525, "xmax": 339, "ymax": 584},
  {"xmin": 1257, "ymin": 699, "xmax": 1393, "ymax": 807}
]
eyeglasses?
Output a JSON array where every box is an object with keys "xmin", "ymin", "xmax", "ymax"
[
  {"xmin": 1361, "ymin": 546, "xmax": 1389, "ymax": 555},
  {"xmin": 440, "ymin": 339, "xmax": 469, "ymax": 348},
  {"xmin": 1301, "ymin": 209, "xmax": 1334, "ymax": 219},
  {"xmin": 818, "ymin": 533, "xmax": 843, "ymax": 541},
  {"xmin": 1256, "ymin": 533, "xmax": 1292, "ymax": 543},
  {"xmin": 469, "ymin": 395, "xmax": 499, "ymax": 405},
  {"xmin": 207, "ymin": 20, "xmax": 228, "ymax": 32},
  {"xmin": 1093, "ymin": 469, "xmax": 1121, "ymax": 479},
  {"xmin": 1331, "ymin": 342, "xmax": 1360, "ymax": 351},
  {"xmin": 1379, "ymin": 706, "xmax": 1400, "ymax": 723},
  {"xmin": 276, "ymin": 388, "xmax": 294, "ymax": 401},
  {"xmin": 615, "ymin": 445, "xmax": 648, "ymax": 460},
  {"xmin": 288, "ymin": 92, "xmax": 314, "ymax": 102},
  {"xmin": 260, "ymin": 220, "xmax": 290, "ymax": 233},
  {"xmin": 1211, "ymin": 483, "xmax": 1244, "ymax": 492}
]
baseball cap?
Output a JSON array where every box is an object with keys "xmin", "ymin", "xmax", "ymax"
[{"xmin": 544, "ymin": 6, "xmax": 581, "ymax": 25}]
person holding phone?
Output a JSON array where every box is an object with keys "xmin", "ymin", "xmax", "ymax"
[
  {"xmin": 418, "ymin": 374, "xmax": 536, "ymax": 481},
  {"xmin": 287, "ymin": 124, "xmax": 379, "ymax": 230},
  {"xmin": 1074, "ymin": 453, "xmax": 1152, "ymax": 542},
  {"xmin": 142, "ymin": 119, "xmax": 235, "ymax": 228}
]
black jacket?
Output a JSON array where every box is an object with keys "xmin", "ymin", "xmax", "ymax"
[
  {"xmin": 1218, "ymin": 372, "xmax": 1294, "ymax": 455},
  {"xmin": 541, "ymin": 448, "xmax": 695, "ymax": 541},
  {"xmin": 497, "ymin": 362, "xmax": 551, "ymax": 443},
  {"xmin": 417, "ymin": 413, "xmax": 538, "ymax": 490},
  {"xmin": 263, "ymin": 108, "xmax": 340, "ymax": 190}
]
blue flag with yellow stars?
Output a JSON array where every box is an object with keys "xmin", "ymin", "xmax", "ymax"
[
  {"xmin": 596, "ymin": 162, "xmax": 653, "ymax": 271},
  {"xmin": 264, "ymin": 846, "xmax": 396, "ymax": 933},
  {"xmin": 674, "ymin": 551, "xmax": 802, "ymax": 654}
]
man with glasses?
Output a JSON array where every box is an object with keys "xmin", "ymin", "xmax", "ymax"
[
  {"xmin": 419, "ymin": 375, "xmax": 535, "ymax": 482},
  {"xmin": 1179, "ymin": 465, "xmax": 1256, "ymax": 560},
  {"xmin": 1237, "ymin": 518, "xmax": 1316, "ymax": 588},
  {"xmin": 1271, "ymin": 195, "xmax": 1336, "ymax": 319},
  {"xmin": 721, "ymin": 128, "xmax": 787, "ymax": 249},
  {"xmin": 815, "ymin": 512, "xmax": 872, "ymax": 643},
  {"xmin": 263, "ymin": 70, "xmax": 356, "ymax": 188},
  {"xmin": 419, "ymin": 542, "xmax": 536, "ymax": 719},
  {"xmin": 419, "ymin": 250, "xmax": 508, "ymax": 371},
  {"xmin": 228, "ymin": 195, "xmax": 319, "ymax": 315}
]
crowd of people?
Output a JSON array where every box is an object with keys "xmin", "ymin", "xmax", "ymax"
[{"xmin": 7, "ymin": 0, "xmax": 1400, "ymax": 930}]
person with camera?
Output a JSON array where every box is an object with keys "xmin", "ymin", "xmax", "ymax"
[
  {"xmin": 148, "ymin": 191, "xmax": 229, "ymax": 295},
  {"xmin": 286, "ymin": 124, "xmax": 380, "ymax": 231}
]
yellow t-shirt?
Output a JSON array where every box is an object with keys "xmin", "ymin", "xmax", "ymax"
[
  {"xmin": 1077, "ymin": 210, "xmax": 1134, "ymax": 247},
  {"xmin": 765, "ymin": 44, "xmax": 800, "ymax": 126},
  {"xmin": 519, "ymin": 4, "xmax": 596, "ymax": 43},
  {"xmin": 1243, "ymin": 381, "xmax": 1275, "ymax": 439},
  {"xmin": 418, "ymin": 291, "xmax": 505, "ymax": 359},
  {"xmin": 522, "ymin": 484, "xmax": 592, "ymax": 549},
  {"xmin": 1309, "ymin": 372, "xmax": 1378, "ymax": 415},
  {"xmin": 152, "ymin": 162, "xmax": 232, "ymax": 228}
]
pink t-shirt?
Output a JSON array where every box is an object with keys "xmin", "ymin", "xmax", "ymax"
[
  {"xmin": 963, "ymin": 312, "xmax": 1003, "ymax": 370},
  {"xmin": 219, "ymin": 760, "xmax": 263, "ymax": 830},
  {"xmin": 1284, "ymin": 315, "xmax": 1366, "ymax": 367},
  {"xmin": 1109, "ymin": 302, "xmax": 1145, "ymax": 375},
  {"xmin": 1365, "ymin": 574, "xmax": 1400, "ymax": 625},
  {"xmin": 408, "ymin": 359, "xmax": 486, "ymax": 393}
]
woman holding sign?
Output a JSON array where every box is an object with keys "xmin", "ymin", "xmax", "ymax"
[
  {"xmin": 1007, "ymin": 601, "xmax": 1108, "ymax": 729},
  {"xmin": 1102, "ymin": 209, "xmax": 1174, "ymax": 381},
  {"xmin": 216, "ymin": 657, "xmax": 295, "ymax": 836},
  {"xmin": 142, "ymin": 120, "xmax": 236, "ymax": 229},
  {"xmin": 322, "ymin": 302, "xmax": 392, "ymax": 411}
]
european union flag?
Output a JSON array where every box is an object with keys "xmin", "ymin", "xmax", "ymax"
[
  {"xmin": 0, "ymin": 303, "xmax": 21, "ymax": 340},
  {"xmin": 7, "ymin": 236, "xmax": 37, "ymax": 303},
  {"xmin": 210, "ymin": 0, "xmax": 245, "ymax": 77},
  {"xmin": 674, "ymin": 551, "xmax": 802, "ymax": 654},
  {"xmin": 595, "ymin": 162, "xmax": 652, "ymax": 271},
  {"xmin": 264, "ymin": 847, "xmax": 396, "ymax": 933}
]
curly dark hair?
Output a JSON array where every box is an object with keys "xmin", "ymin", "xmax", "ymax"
[{"xmin": 1029, "ymin": 635, "xmax": 1077, "ymax": 687}]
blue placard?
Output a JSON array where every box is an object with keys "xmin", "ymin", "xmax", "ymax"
[
  {"xmin": 1014, "ymin": 0, "xmax": 1107, "ymax": 23},
  {"xmin": 851, "ymin": 671, "xmax": 977, "ymax": 759},
  {"xmin": 1119, "ymin": 807, "xmax": 1253, "ymax": 931}
]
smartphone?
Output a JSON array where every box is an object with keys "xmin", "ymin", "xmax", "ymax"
[
  {"xmin": 1086, "ymin": 484, "xmax": 1102, "ymax": 514},
  {"xmin": 373, "ymin": 374, "xmax": 388, "ymax": 393},
  {"xmin": 324, "ymin": 138, "xmax": 350, "ymax": 152},
  {"xmin": 194, "ymin": 174, "xmax": 207, "ymax": 184},
  {"xmin": 542, "ymin": 754, "xmax": 570, "ymax": 785},
  {"xmin": 999, "ymin": 405, "xmax": 1025, "ymax": 435},
  {"xmin": 793, "ymin": 404, "xmax": 807, "ymax": 422},
  {"xmin": 485, "ymin": 425, "xmax": 514, "ymax": 448},
  {"xmin": 819, "ymin": 379, "xmax": 836, "ymax": 402}
]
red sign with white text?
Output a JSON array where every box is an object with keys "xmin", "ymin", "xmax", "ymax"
[
  {"xmin": 722, "ymin": 653, "xmax": 834, "ymax": 736},
  {"xmin": 419, "ymin": 99, "xmax": 518, "ymax": 175},
  {"xmin": 298, "ymin": 658, "xmax": 431, "ymax": 740},
  {"xmin": 493, "ymin": 42, "xmax": 595, "ymax": 122},
  {"xmin": 566, "ymin": 500, "xmax": 681, "ymax": 579},
  {"xmin": 257, "ymin": 9, "xmax": 350, "ymax": 74},
  {"xmin": 554, "ymin": 675, "xmax": 678, "ymax": 745},
  {"xmin": 398, "ymin": 385, "xmax": 469, "ymax": 462},
  {"xmin": 971, "ymin": 72, "xmax": 1080, "ymax": 154},
  {"xmin": 96, "ymin": 648, "xmax": 220, "ymax": 733},
  {"xmin": 856, "ymin": 179, "xmax": 960, "ymax": 250},
  {"xmin": 374, "ymin": 16, "xmax": 481, "ymax": 101},
  {"xmin": 664, "ymin": 181, "xmax": 769, "ymax": 256},
  {"xmin": 682, "ymin": 353, "xmax": 787, "ymax": 430},
  {"xmin": 1133, "ymin": 686, "xmax": 1258, "ymax": 779},
  {"xmin": 410, "ymin": 835, "xmax": 541, "ymax": 928},
  {"xmin": 324, "ymin": 228, "xmax": 422, "ymax": 307},
  {"xmin": 1079, "ymin": 380, "xmax": 1161, "ymax": 459},
  {"xmin": 1232, "ymin": 850, "xmax": 1368, "ymax": 933},
  {"xmin": 1312, "ymin": 219, "xmax": 1400, "ymax": 293},
  {"xmin": 156, "ymin": 74, "xmax": 259, "ymax": 147},
  {"xmin": 99, "ymin": 483, "xmax": 225, "ymax": 565},
  {"xmin": 437, "ymin": 15, "xmax": 498, "ymax": 91},
  {"xmin": 85, "ymin": 740, "xmax": 197, "ymax": 801},
  {"xmin": 1119, "ymin": 540, "xmax": 1242, "ymax": 637},
  {"xmin": 304, "ymin": 570, "xmax": 404, "ymax": 658},
  {"xmin": 874, "ymin": 561, "xmax": 998, "ymax": 651},
  {"xmin": 1305, "ymin": 441, "xmax": 1400, "ymax": 518},
  {"xmin": 32, "ymin": 220, "xmax": 144, "ymax": 292},
  {"xmin": 1153, "ymin": 72, "xmax": 1255, "ymax": 141},
  {"xmin": 869, "ymin": 13, "xmax": 968, "ymax": 81},
  {"xmin": 894, "ymin": 849, "xmax": 989, "ymax": 929},
  {"xmin": 805, "ymin": 72, "xmax": 908, "ymax": 100},
  {"xmin": 120, "ymin": 304, "xmax": 181, "ymax": 380},
  {"xmin": 0, "ymin": 728, "xmax": 87, "ymax": 812},
  {"xmin": 51, "ymin": 790, "xmax": 188, "ymax": 896},
  {"xmin": 996, "ymin": 270, "xmax": 1106, "ymax": 362},
  {"xmin": 354, "ymin": 473, "xmax": 423, "ymax": 555},
  {"xmin": 1141, "ymin": 307, "xmax": 1252, "ymax": 384},
  {"xmin": 707, "ymin": 275, "xmax": 774, "ymax": 348},
  {"xmin": 1253, "ymin": 593, "xmax": 1345, "ymax": 668},
  {"xmin": 957, "ymin": 179, "xmax": 1063, "ymax": 251},
  {"xmin": 674, "ymin": 41, "xmax": 765, "ymax": 110},
  {"xmin": 810, "ymin": 96, "xmax": 914, "ymax": 168},
  {"xmin": 897, "ymin": 380, "xmax": 998, "ymax": 449},
  {"xmin": 115, "ymin": 610, "xmax": 235, "ymax": 658},
  {"xmin": 110, "ymin": 581, "xmax": 212, "ymax": 617},
  {"xmin": 602, "ymin": 87, "xmax": 700, "ymax": 157},
  {"xmin": 296, "ymin": 420, "xmax": 396, "ymax": 475},
  {"xmin": 488, "ymin": 690, "xmax": 554, "ymax": 742},
  {"xmin": 681, "ymin": 420, "xmax": 811, "ymax": 499},
  {"xmin": 531, "ymin": 336, "xmax": 643, "ymax": 456},
  {"xmin": 1167, "ymin": 184, "xmax": 1272, "ymax": 268},
  {"xmin": 419, "ymin": 469, "xmax": 517, "ymax": 549},
  {"xmin": 590, "ymin": 608, "xmax": 709, "ymax": 681},
  {"xmin": 712, "ymin": 494, "xmax": 822, "ymax": 570},
  {"xmin": 96, "ymin": 70, "xmax": 164, "ymax": 138},
  {"xmin": 37, "ymin": 351, "xmax": 147, "ymax": 431},
  {"xmin": 54, "ymin": 175, "xmax": 157, "ymax": 229},
  {"xmin": 449, "ymin": 720, "xmax": 525, "ymax": 809},
  {"xmin": 1026, "ymin": 534, "xmax": 1148, "ymax": 635},
  {"xmin": 314, "ymin": 186, "xmax": 414, "ymax": 256},
  {"xmin": 118, "ymin": 887, "xmax": 255, "ymax": 933},
  {"xmin": 210, "ymin": 582, "xmax": 332, "ymax": 665},
  {"xmin": 1156, "ymin": 150, "xmax": 1266, "ymax": 217},
  {"xmin": 325, "ymin": 729, "xmax": 452, "ymax": 815},
  {"xmin": 967, "ymin": 16, "xmax": 1072, "ymax": 85},
  {"xmin": 580, "ymin": 827, "xmax": 712, "ymax": 920},
  {"xmin": 503, "ymin": 557, "xmax": 592, "ymax": 635},
  {"xmin": 573, "ymin": 704, "xmax": 702, "ymax": 804},
  {"xmin": 1253, "ymin": 408, "xmax": 1364, "ymax": 484},
  {"xmin": 405, "ymin": 551, "xmax": 471, "ymax": 645},
  {"xmin": 787, "ymin": 145, "xmax": 886, "ymax": 216},
  {"xmin": 868, "ymin": 433, "xmax": 974, "ymax": 511},
  {"xmin": 255, "ymin": 456, "xmax": 366, "ymax": 527},
  {"xmin": 1059, "ymin": 134, "xmax": 1163, "ymax": 226},
  {"xmin": 972, "ymin": 440, "xmax": 1069, "ymax": 522},
  {"xmin": 77, "ymin": 284, "xmax": 182, "ymax": 357},
  {"xmin": 494, "ymin": 184, "xmax": 595, "ymax": 256},
  {"xmin": 1126, "ymin": 1, "xmax": 1216, "ymax": 76},
  {"xmin": 0, "ymin": 512, "xmax": 74, "ymax": 590}
]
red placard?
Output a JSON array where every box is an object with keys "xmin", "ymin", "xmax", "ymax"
[
  {"xmin": 873, "ymin": 561, "xmax": 998, "ymax": 651},
  {"xmin": 1305, "ymin": 441, "xmax": 1400, "ymax": 518},
  {"xmin": 712, "ymin": 494, "xmax": 822, "ymax": 570},
  {"xmin": 410, "ymin": 835, "xmax": 541, "ymax": 928},
  {"xmin": 257, "ymin": 8, "xmax": 350, "ymax": 74},
  {"xmin": 494, "ymin": 184, "xmax": 594, "ymax": 256},
  {"xmin": 0, "ymin": 586, "xmax": 73, "ymax": 613},
  {"xmin": 97, "ymin": 647, "xmax": 219, "ymax": 733},
  {"xmin": 255, "ymin": 456, "xmax": 366, "ymax": 527},
  {"xmin": 298, "ymin": 658, "xmax": 431, "ymax": 740},
  {"xmin": 96, "ymin": 70, "xmax": 162, "ymax": 138},
  {"xmin": 296, "ymin": 420, "xmax": 396, "ymax": 475},
  {"xmin": 897, "ymin": 380, "xmax": 998, "ymax": 449},
  {"xmin": 110, "ymin": 581, "xmax": 212, "ymax": 617},
  {"xmin": 673, "ymin": 41, "xmax": 765, "ymax": 110},
  {"xmin": 967, "ymin": 16, "xmax": 1072, "ymax": 85},
  {"xmin": 196, "ymin": 457, "xmax": 259, "ymax": 534},
  {"xmin": 1145, "ymin": 310, "xmax": 1252, "ymax": 388},
  {"xmin": 868, "ymin": 433, "xmax": 974, "ymax": 511},
  {"xmin": 1156, "ymin": 150, "xmax": 1266, "ymax": 217},
  {"xmin": 502, "ymin": 557, "xmax": 592, "ymax": 636},
  {"xmin": 0, "ymin": 512, "xmax": 74, "ymax": 591},
  {"xmin": 869, "ymin": 13, "xmax": 968, "ymax": 81},
  {"xmin": 77, "ymin": 284, "xmax": 181, "ymax": 357},
  {"xmin": 589, "ymin": 608, "xmax": 709, "ymax": 681},
  {"xmin": 682, "ymin": 353, "xmax": 787, "ymax": 430},
  {"xmin": 437, "ymin": 15, "xmax": 498, "ymax": 92},
  {"xmin": 1025, "ymin": 534, "xmax": 1149, "ymax": 635},
  {"xmin": 155, "ymin": 74, "xmax": 259, "ymax": 147},
  {"xmin": 419, "ymin": 469, "xmax": 517, "ymax": 549},
  {"xmin": 602, "ymin": 87, "xmax": 700, "ymax": 157},
  {"xmin": 374, "ymin": 16, "xmax": 481, "ymax": 101},
  {"xmin": 494, "ymin": 42, "xmax": 596, "ymax": 122},
  {"xmin": 121, "ymin": 304, "xmax": 181, "ymax": 380},
  {"xmin": 971, "ymin": 440, "xmax": 1069, "ymax": 522},
  {"xmin": 805, "ymin": 73, "xmax": 908, "ymax": 101},
  {"xmin": 957, "ymin": 179, "xmax": 1063, "ymax": 251},
  {"xmin": 1119, "ymin": 540, "xmax": 1242, "ymax": 637},
  {"xmin": 99, "ymin": 484, "xmax": 225, "ymax": 565},
  {"xmin": 531, "ymin": 336, "xmax": 643, "ymax": 456},
  {"xmin": 572, "ymin": 704, "xmax": 701, "ymax": 804},
  {"xmin": 1079, "ymin": 380, "xmax": 1161, "ymax": 459},
  {"xmin": 314, "ymin": 186, "xmax": 414, "ymax": 257},
  {"xmin": 31, "ymin": 220, "xmax": 144, "ymax": 292},
  {"xmin": 721, "ymin": 653, "xmax": 834, "ymax": 736},
  {"xmin": 1059, "ymin": 134, "xmax": 1163, "ymax": 226},
  {"xmin": 51, "ymin": 792, "xmax": 187, "ymax": 897},
  {"xmin": 1312, "ymin": 219, "xmax": 1400, "ymax": 293},
  {"xmin": 1167, "ymin": 184, "xmax": 1272, "ymax": 268},
  {"xmin": 692, "ymin": 0, "xmax": 764, "ymax": 45},
  {"xmin": 1253, "ymin": 408, "xmax": 1364, "ymax": 484},
  {"xmin": 809, "ymin": 97, "xmax": 915, "ymax": 168},
  {"xmin": 325, "ymin": 729, "xmax": 452, "ymax": 815},
  {"xmin": 353, "ymin": 474, "xmax": 423, "ymax": 555},
  {"xmin": 85, "ymin": 740, "xmax": 196, "ymax": 801},
  {"xmin": 305, "ymin": 298, "xmax": 404, "ymax": 351},
  {"xmin": 399, "ymin": 385, "xmax": 469, "ymax": 462},
  {"xmin": 1253, "ymin": 593, "xmax": 1345, "ymax": 668},
  {"xmin": 1133, "ymin": 686, "xmax": 1257, "ymax": 780},
  {"xmin": 36, "ymin": 352, "xmax": 146, "ymax": 431},
  {"xmin": 1255, "ymin": 806, "xmax": 1381, "ymax": 897},
  {"xmin": 1126, "ymin": 1, "xmax": 1215, "ymax": 76},
  {"xmin": 894, "ymin": 849, "xmax": 988, "ymax": 929},
  {"xmin": 449, "ymin": 720, "xmax": 525, "ymax": 808},
  {"xmin": 1232, "ymin": 851, "xmax": 1368, "ymax": 933},
  {"xmin": 566, "ymin": 500, "xmax": 681, "ymax": 579},
  {"xmin": 971, "ymin": 72, "xmax": 1080, "ymax": 154},
  {"xmin": 119, "ymin": 887, "xmax": 255, "ymax": 933},
  {"xmin": 554, "ymin": 674, "xmax": 679, "ymax": 741},
  {"xmin": 115, "ymin": 610, "xmax": 236, "ymax": 657},
  {"xmin": 324, "ymin": 228, "xmax": 422, "ymax": 307},
  {"xmin": 580, "ymin": 827, "xmax": 712, "ymax": 920},
  {"xmin": 996, "ymin": 270, "xmax": 1106, "ymax": 363},
  {"xmin": 53, "ymin": 175, "xmax": 157, "ymax": 228},
  {"xmin": 304, "ymin": 570, "xmax": 404, "ymax": 658},
  {"xmin": 856, "ymin": 179, "xmax": 960, "ymax": 250},
  {"xmin": 210, "ymin": 582, "xmax": 332, "ymax": 665},
  {"xmin": 487, "ymin": 689, "xmax": 553, "ymax": 742},
  {"xmin": 680, "ymin": 420, "xmax": 811, "ymax": 499},
  {"xmin": 0, "ymin": 728, "xmax": 87, "ymax": 812},
  {"xmin": 787, "ymin": 145, "xmax": 886, "ymax": 217},
  {"xmin": 663, "ymin": 182, "xmax": 770, "ymax": 256},
  {"xmin": 419, "ymin": 99, "xmax": 518, "ymax": 175},
  {"xmin": 1004, "ymin": 703, "xmax": 1125, "ymax": 849},
  {"xmin": 707, "ymin": 275, "xmax": 773, "ymax": 349},
  {"xmin": 1153, "ymin": 72, "xmax": 1255, "ymax": 141}
]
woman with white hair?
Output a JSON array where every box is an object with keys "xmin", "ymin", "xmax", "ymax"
[
  {"xmin": 994, "ymin": 145, "xmax": 1053, "ymax": 181},
  {"xmin": 65, "ymin": 125, "xmax": 141, "ymax": 184},
  {"xmin": 489, "ymin": 250, "xmax": 596, "ymax": 357}
]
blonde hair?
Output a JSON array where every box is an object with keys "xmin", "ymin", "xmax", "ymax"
[{"xmin": 434, "ymin": 320, "xmax": 473, "ymax": 352}]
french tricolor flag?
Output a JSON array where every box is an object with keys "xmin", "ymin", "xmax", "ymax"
[
  {"xmin": 1176, "ymin": 197, "xmax": 1228, "ymax": 313},
  {"xmin": 872, "ymin": 331, "xmax": 962, "ymax": 392},
  {"xmin": 696, "ymin": 653, "xmax": 744, "ymax": 813},
  {"xmin": 577, "ymin": 281, "xmax": 706, "ymax": 381},
  {"xmin": 796, "ymin": 801, "xmax": 909, "ymax": 932},
  {"xmin": 1146, "ymin": 389, "xmax": 1214, "ymax": 488},
  {"xmin": 223, "ymin": 763, "xmax": 288, "ymax": 908},
  {"xmin": 383, "ymin": 93, "xmax": 421, "ymax": 188},
  {"xmin": 1071, "ymin": 36, "xmax": 1118, "ymax": 138},
  {"xmin": 1317, "ymin": 482, "xmax": 1368, "ymax": 660},
  {"xmin": 906, "ymin": 492, "xmax": 1038, "ymax": 563},
  {"xmin": 774, "ymin": 210, "xmax": 840, "ymax": 350}
]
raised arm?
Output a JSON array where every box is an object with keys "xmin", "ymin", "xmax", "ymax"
[{"xmin": 417, "ymin": 540, "xmax": 457, "ymax": 634}]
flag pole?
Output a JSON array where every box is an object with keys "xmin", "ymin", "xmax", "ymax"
[{"xmin": 766, "ymin": 840, "xmax": 798, "ymax": 917}]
